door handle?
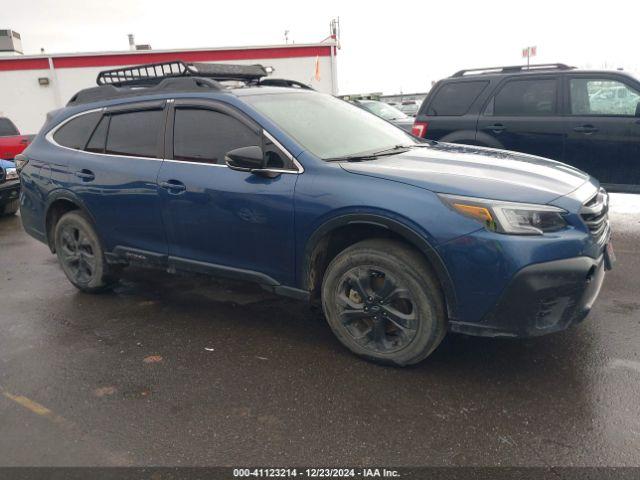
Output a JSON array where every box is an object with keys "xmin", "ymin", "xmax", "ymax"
[
  {"xmin": 573, "ymin": 125, "xmax": 599, "ymax": 134},
  {"xmin": 75, "ymin": 169, "xmax": 95, "ymax": 181},
  {"xmin": 484, "ymin": 123, "xmax": 506, "ymax": 133},
  {"xmin": 159, "ymin": 180, "xmax": 186, "ymax": 193}
]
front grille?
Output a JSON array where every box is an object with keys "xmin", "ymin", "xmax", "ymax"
[{"xmin": 580, "ymin": 188, "xmax": 610, "ymax": 246}]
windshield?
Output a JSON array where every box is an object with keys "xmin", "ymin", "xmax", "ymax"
[
  {"xmin": 244, "ymin": 92, "xmax": 417, "ymax": 160},
  {"xmin": 359, "ymin": 101, "xmax": 409, "ymax": 120}
]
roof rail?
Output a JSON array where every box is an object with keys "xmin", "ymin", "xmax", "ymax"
[
  {"xmin": 451, "ymin": 63, "xmax": 575, "ymax": 77},
  {"xmin": 96, "ymin": 60, "xmax": 268, "ymax": 87},
  {"xmin": 67, "ymin": 77, "xmax": 223, "ymax": 106},
  {"xmin": 258, "ymin": 78, "xmax": 314, "ymax": 90}
]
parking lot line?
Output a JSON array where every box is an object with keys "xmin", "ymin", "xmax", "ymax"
[{"xmin": 0, "ymin": 387, "xmax": 64, "ymax": 424}]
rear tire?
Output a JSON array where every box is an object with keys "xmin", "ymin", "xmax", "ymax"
[
  {"xmin": 0, "ymin": 199, "xmax": 19, "ymax": 216},
  {"xmin": 321, "ymin": 239, "xmax": 447, "ymax": 366},
  {"xmin": 54, "ymin": 210, "xmax": 119, "ymax": 293}
]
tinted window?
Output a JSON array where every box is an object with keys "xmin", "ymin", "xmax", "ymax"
[
  {"xmin": 173, "ymin": 109, "xmax": 259, "ymax": 164},
  {"xmin": 427, "ymin": 81, "xmax": 488, "ymax": 116},
  {"xmin": 53, "ymin": 112, "xmax": 100, "ymax": 149},
  {"xmin": 85, "ymin": 116, "xmax": 109, "ymax": 153},
  {"xmin": 0, "ymin": 118, "xmax": 18, "ymax": 136},
  {"xmin": 570, "ymin": 78, "xmax": 640, "ymax": 116},
  {"xmin": 106, "ymin": 110, "xmax": 163, "ymax": 158},
  {"xmin": 493, "ymin": 79, "xmax": 556, "ymax": 116}
]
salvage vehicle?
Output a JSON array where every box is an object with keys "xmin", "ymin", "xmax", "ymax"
[
  {"xmin": 351, "ymin": 99, "xmax": 414, "ymax": 132},
  {"xmin": 0, "ymin": 158, "xmax": 19, "ymax": 216},
  {"xmin": 0, "ymin": 116, "xmax": 33, "ymax": 161},
  {"xmin": 412, "ymin": 63, "xmax": 640, "ymax": 192},
  {"xmin": 18, "ymin": 61, "xmax": 613, "ymax": 366}
]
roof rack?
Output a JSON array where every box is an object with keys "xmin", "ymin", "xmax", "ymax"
[
  {"xmin": 451, "ymin": 63, "xmax": 575, "ymax": 77},
  {"xmin": 258, "ymin": 78, "xmax": 313, "ymax": 90},
  {"xmin": 96, "ymin": 60, "xmax": 268, "ymax": 87}
]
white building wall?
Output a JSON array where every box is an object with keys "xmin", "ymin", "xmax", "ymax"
[{"xmin": 0, "ymin": 50, "xmax": 335, "ymax": 133}]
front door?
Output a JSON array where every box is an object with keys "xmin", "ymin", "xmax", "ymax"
[
  {"xmin": 563, "ymin": 75, "xmax": 640, "ymax": 190},
  {"xmin": 477, "ymin": 76, "xmax": 565, "ymax": 161},
  {"xmin": 157, "ymin": 100, "xmax": 299, "ymax": 285}
]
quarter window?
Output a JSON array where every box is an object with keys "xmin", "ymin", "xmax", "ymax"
[
  {"xmin": 173, "ymin": 109, "xmax": 259, "ymax": 164},
  {"xmin": 427, "ymin": 81, "xmax": 488, "ymax": 116},
  {"xmin": 493, "ymin": 79, "xmax": 557, "ymax": 116},
  {"xmin": 105, "ymin": 110, "xmax": 163, "ymax": 158},
  {"xmin": 570, "ymin": 78, "xmax": 640, "ymax": 116},
  {"xmin": 53, "ymin": 112, "xmax": 101, "ymax": 150}
]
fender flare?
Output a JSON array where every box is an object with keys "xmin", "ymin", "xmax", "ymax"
[
  {"xmin": 44, "ymin": 189, "xmax": 97, "ymax": 248},
  {"xmin": 301, "ymin": 213, "xmax": 458, "ymax": 320}
]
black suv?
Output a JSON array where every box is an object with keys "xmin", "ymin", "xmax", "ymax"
[{"xmin": 412, "ymin": 63, "xmax": 640, "ymax": 192}]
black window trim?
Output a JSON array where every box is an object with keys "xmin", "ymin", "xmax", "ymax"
[
  {"xmin": 166, "ymin": 98, "xmax": 303, "ymax": 174},
  {"xmin": 47, "ymin": 102, "xmax": 167, "ymax": 161},
  {"xmin": 565, "ymin": 73, "xmax": 640, "ymax": 118},
  {"xmin": 482, "ymin": 75, "xmax": 560, "ymax": 117}
]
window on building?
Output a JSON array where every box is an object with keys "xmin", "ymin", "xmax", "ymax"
[
  {"xmin": 427, "ymin": 81, "xmax": 488, "ymax": 116},
  {"xmin": 105, "ymin": 110, "xmax": 163, "ymax": 158}
]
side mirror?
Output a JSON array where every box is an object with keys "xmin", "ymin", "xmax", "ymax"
[{"xmin": 225, "ymin": 146, "xmax": 264, "ymax": 172}]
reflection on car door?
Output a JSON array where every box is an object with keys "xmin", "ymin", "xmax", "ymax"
[
  {"xmin": 157, "ymin": 100, "xmax": 299, "ymax": 285},
  {"xmin": 476, "ymin": 76, "xmax": 566, "ymax": 161},
  {"xmin": 563, "ymin": 75, "xmax": 640, "ymax": 190}
]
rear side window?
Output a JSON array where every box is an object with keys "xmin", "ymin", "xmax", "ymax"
[
  {"xmin": 53, "ymin": 112, "xmax": 101, "ymax": 150},
  {"xmin": 427, "ymin": 81, "xmax": 488, "ymax": 116},
  {"xmin": 106, "ymin": 110, "xmax": 163, "ymax": 158},
  {"xmin": 173, "ymin": 109, "xmax": 259, "ymax": 164},
  {"xmin": 0, "ymin": 118, "xmax": 19, "ymax": 136},
  {"xmin": 85, "ymin": 116, "xmax": 109, "ymax": 153},
  {"xmin": 492, "ymin": 79, "xmax": 557, "ymax": 116}
]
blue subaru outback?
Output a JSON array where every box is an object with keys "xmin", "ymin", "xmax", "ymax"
[{"xmin": 17, "ymin": 62, "xmax": 613, "ymax": 366}]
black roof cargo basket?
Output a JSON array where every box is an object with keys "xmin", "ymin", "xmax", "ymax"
[
  {"xmin": 96, "ymin": 60, "xmax": 269, "ymax": 87},
  {"xmin": 452, "ymin": 63, "xmax": 575, "ymax": 77}
]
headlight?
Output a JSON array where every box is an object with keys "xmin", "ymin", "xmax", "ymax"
[
  {"xmin": 439, "ymin": 194, "xmax": 567, "ymax": 235},
  {"xmin": 5, "ymin": 167, "xmax": 18, "ymax": 181}
]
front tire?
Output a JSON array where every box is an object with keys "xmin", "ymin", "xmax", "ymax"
[
  {"xmin": 54, "ymin": 211, "xmax": 119, "ymax": 293},
  {"xmin": 321, "ymin": 239, "xmax": 447, "ymax": 366},
  {"xmin": 0, "ymin": 199, "xmax": 19, "ymax": 216}
]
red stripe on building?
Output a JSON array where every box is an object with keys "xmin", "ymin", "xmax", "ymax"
[{"xmin": 0, "ymin": 45, "xmax": 332, "ymax": 72}]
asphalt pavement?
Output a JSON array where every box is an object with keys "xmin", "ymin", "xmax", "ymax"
[{"xmin": 1, "ymin": 194, "xmax": 639, "ymax": 467}]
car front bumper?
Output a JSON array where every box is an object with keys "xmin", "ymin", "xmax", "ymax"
[
  {"xmin": 449, "ymin": 254, "xmax": 606, "ymax": 337},
  {"xmin": 0, "ymin": 180, "xmax": 20, "ymax": 206}
]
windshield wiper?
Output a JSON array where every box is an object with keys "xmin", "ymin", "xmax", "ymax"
[{"xmin": 326, "ymin": 145, "xmax": 414, "ymax": 162}]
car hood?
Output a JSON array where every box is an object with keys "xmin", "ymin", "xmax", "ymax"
[{"xmin": 339, "ymin": 143, "xmax": 591, "ymax": 204}]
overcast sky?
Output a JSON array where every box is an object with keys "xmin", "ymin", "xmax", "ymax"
[{"xmin": 5, "ymin": 0, "xmax": 640, "ymax": 94}]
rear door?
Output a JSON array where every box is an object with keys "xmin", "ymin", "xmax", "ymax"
[
  {"xmin": 419, "ymin": 80, "xmax": 489, "ymax": 141},
  {"xmin": 477, "ymin": 76, "xmax": 566, "ymax": 160},
  {"xmin": 60, "ymin": 101, "xmax": 168, "ymax": 256},
  {"xmin": 563, "ymin": 74, "xmax": 640, "ymax": 189},
  {"xmin": 157, "ymin": 99, "xmax": 299, "ymax": 285}
]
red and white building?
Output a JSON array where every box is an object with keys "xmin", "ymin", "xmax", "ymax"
[{"xmin": 0, "ymin": 41, "xmax": 339, "ymax": 133}]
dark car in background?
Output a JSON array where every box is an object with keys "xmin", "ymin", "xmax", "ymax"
[
  {"xmin": 412, "ymin": 63, "xmax": 640, "ymax": 192},
  {"xmin": 352, "ymin": 99, "xmax": 414, "ymax": 132},
  {"xmin": 0, "ymin": 116, "xmax": 30, "ymax": 216}
]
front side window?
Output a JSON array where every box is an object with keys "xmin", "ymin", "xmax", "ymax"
[
  {"xmin": 427, "ymin": 81, "xmax": 488, "ymax": 116},
  {"xmin": 0, "ymin": 118, "xmax": 19, "ymax": 137},
  {"xmin": 173, "ymin": 109, "xmax": 259, "ymax": 164},
  {"xmin": 106, "ymin": 110, "xmax": 163, "ymax": 158},
  {"xmin": 493, "ymin": 79, "xmax": 557, "ymax": 116},
  {"xmin": 570, "ymin": 78, "xmax": 640, "ymax": 116},
  {"xmin": 244, "ymin": 92, "xmax": 415, "ymax": 160},
  {"xmin": 53, "ymin": 111, "xmax": 101, "ymax": 150}
]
